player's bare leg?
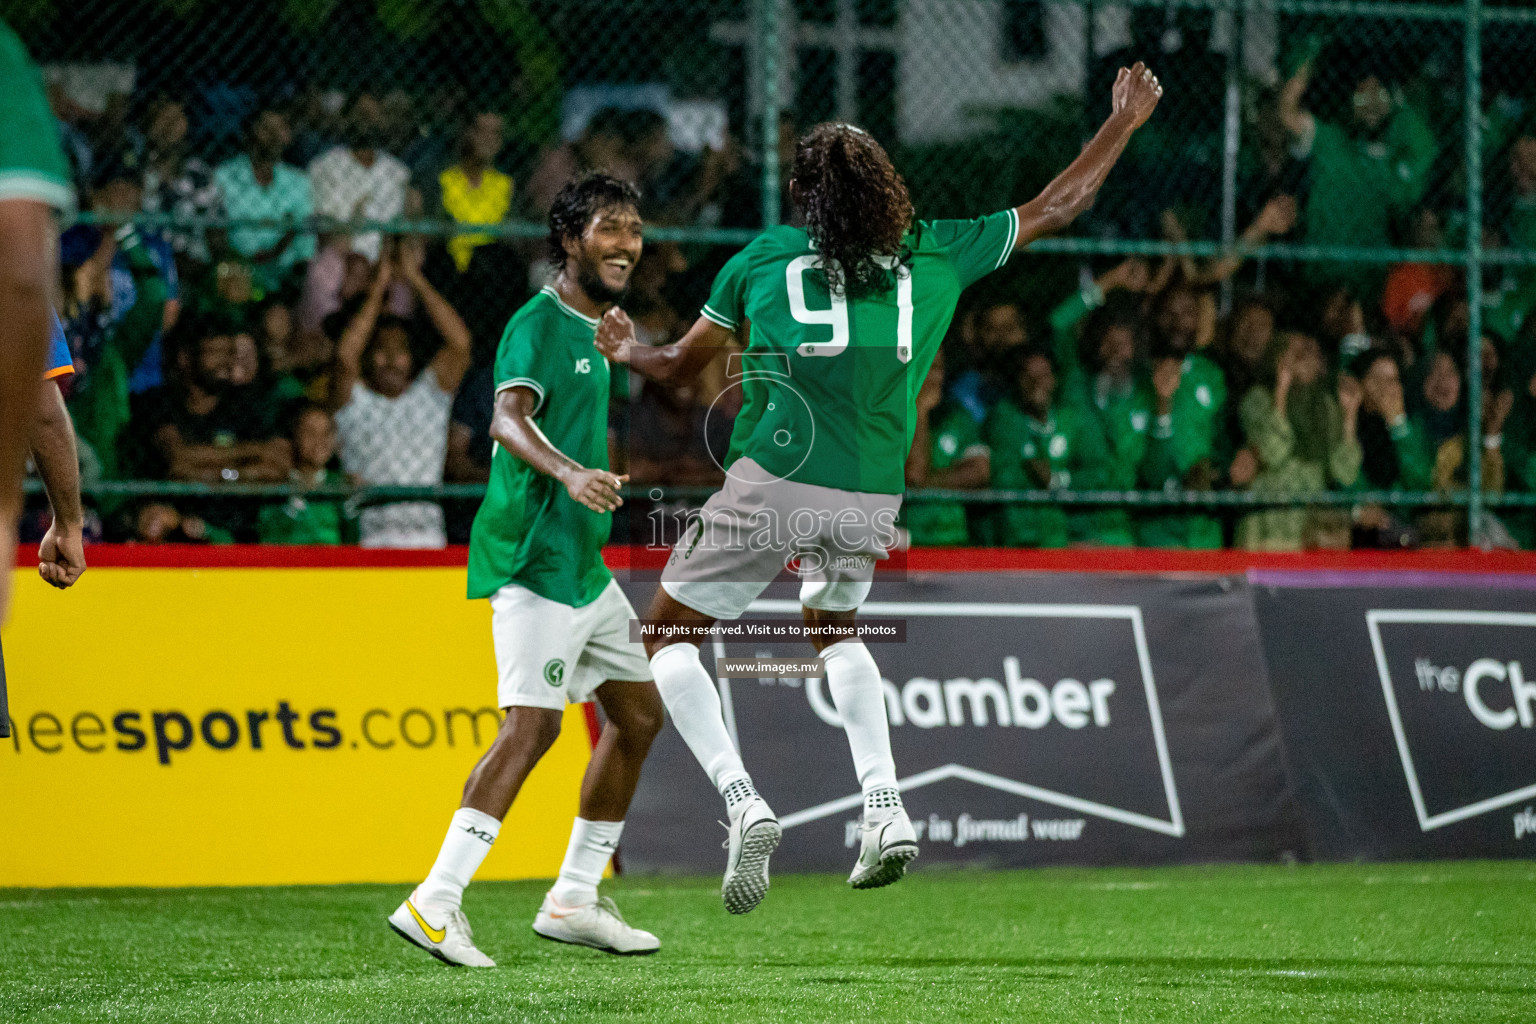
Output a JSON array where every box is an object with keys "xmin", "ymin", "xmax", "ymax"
[
  {"xmin": 460, "ymin": 707, "xmax": 565, "ymax": 819},
  {"xmin": 579, "ymin": 680, "xmax": 666, "ymax": 821},
  {"xmin": 643, "ymin": 588, "xmax": 781, "ymax": 914},
  {"xmin": 533, "ymin": 679, "xmax": 665, "ymax": 954},
  {"xmin": 390, "ymin": 707, "xmax": 562, "ymax": 966},
  {"xmin": 805, "ymin": 606, "xmax": 917, "ymax": 889},
  {"xmin": 0, "ymin": 200, "xmax": 59, "ymax": 625}
]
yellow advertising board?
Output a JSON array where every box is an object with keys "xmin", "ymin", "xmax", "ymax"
[{"xmin": 0, "ymin": 564, "xmax": 594, "ymax": 887}]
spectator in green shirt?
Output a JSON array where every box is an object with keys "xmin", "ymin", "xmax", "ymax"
[
  {"xmin": 903, "ymin": 350, "xmax": 990, "ymax": 547},
  {"xmin": 1347, "ymin": 347, "xmax": 1434, "ymax": 548},
  {"xmin": 214, "ymin": 107, "xmax": 316, "ymax": 294},
  {"xmin": 257, "ymin": 404, "xmax": 353, "ymax": 545},
  {"xmin": 1354, "ymin": 347, "xmax": 1432, "ymax": 493},
  {"xmin": 1480, "ymin": 131, "xmax": 1536, "ymax": 342},
  {"xmin": 1137, "ymin": 284, "xmax": 1227, "ymax": 549},
  {"xmin": 1505, "ymin": 317, "xmax": 1536, "ymax": 486},
  {"xmin": 982, "ymin": 348, "xmax": 1095, "ymax": 549},
  {"xmin": 1057, "ymin": 300, "xmax": 1154, "ymax": 546},
  {"xmin": 1502, "ymin": 318, "xmax": 1536, "ymax": 546},
  {"xmin": 1047, "ymin": 257, "xmax": 1162, "ymax": 375},
  {"xmin": 1411, "ymin": 341, "xmax": 1516, "ymax": 547},
  {"xmin": 1495, "ymin": 130, "xmax": 1536, "ymax": 264},
  {"xmin": 1278, "ymin": 59, "xmax": 1438, "ymax": 296}
]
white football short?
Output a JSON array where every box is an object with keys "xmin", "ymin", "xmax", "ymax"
[
  {"xmin": 491, "ymin": 578, "xmax": 652, "ymax": 711},
  {"xmin": 660, "ymin": 458, "xmax": 901, "ymax": 621}
]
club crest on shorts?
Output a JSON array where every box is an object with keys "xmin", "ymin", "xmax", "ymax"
[{"xmin": 543, "ymin": 659, "xmax": 566, "ymax": 686}]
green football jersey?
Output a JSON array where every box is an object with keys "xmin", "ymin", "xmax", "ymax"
[
  {"xmin": 903, "ymin": 401, "xmax": 986, "ymax": 546},
  {"xmin": 982, "ymin": 399, "xmax": 1079, "ymax": 549},
  {"xmin": 1137, "ymin": 353, "xmax": 1228, "ymax": 550},
  {"xmin": 0, "ymin": 21, "xmax": 73, "ymax": 211},
  {"xmin": 467, "ymin": 287, "xmax": 613, "ymax": 606},
  {"xmin": 702, "ymin": 211, "xmax": 1018, "ymax": 494}
]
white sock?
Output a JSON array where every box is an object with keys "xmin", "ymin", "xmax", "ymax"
[
  {"xmin": 550, "ymin": 818, "xmax": 623, "ymax": 906},
  {"xmin": 415, "ymin": 807, "xmax": 501, "ymax": 913},
  {"xmin": 822, "ymin": 640, "xmax": 899, "ymax": 798},
  {"xmin": 649, "ymin": 643, "xmax": 751, "ymax": 799}
]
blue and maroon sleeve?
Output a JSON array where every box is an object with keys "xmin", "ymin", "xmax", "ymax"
[{"xmin": 43, "ymin": 310, "xmax": 72, "ymax": 379}]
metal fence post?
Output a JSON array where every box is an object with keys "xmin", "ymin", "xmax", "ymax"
[
  {"xmin": 758, "ymin": 0, "xmax": 783, "ymax": 229},
  {"xmin": 1218, "ymin": 0, "xmax": 1244, "ymax": 316},
  {"xmin": 1465, "ymin": 0, "xmax": 1485, "ymax": 544}
]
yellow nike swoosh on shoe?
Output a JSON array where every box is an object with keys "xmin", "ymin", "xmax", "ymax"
[{"xmin": 406, "ymin": 900, "xmax": 447, "ymax": 943}]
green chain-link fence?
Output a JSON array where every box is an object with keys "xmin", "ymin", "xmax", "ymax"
[{"xmin": 9, "ymin": 0, "xmax": 1536, "ymax": 548}]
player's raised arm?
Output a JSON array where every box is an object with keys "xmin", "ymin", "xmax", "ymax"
[
  {"xmin": 489, "ymin": 385, "xmax": 626, "ymax": 513},
  {"xmin": 594, "ymin": 307, "xmax": 731, "ymax": 386},
  {"xmin": 326, "ymin": 257, "xmax": 392, "ymax": 411},
  {"xmin": 1012, "ymin": 62, "xmax": 1162, "ymax": 250}
]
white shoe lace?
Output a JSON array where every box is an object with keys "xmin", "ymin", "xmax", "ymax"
[
  {"xmin": 594, "ymin": 896, "xmax": 628, "ymax": 925},
  {"xmin": 447, "ymin": 908, "xmax": 474, "ymax": 943}
]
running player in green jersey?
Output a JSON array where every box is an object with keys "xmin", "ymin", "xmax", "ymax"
[
  {"xmin": 0, "ymin": 21, "xmax": 75, "ymax": 630},
  {"xmin": 390, "ymin": 175, "xmax": 664, "ymax": 966},
  {"xmin": 597, "ymin": 64, "xmax": 1163, "ymax": 913}
]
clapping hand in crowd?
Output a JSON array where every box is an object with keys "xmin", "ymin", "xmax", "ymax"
[
  {"xmin": 1337, "ymin": 373, "xmax": 1364, "ymax": 435},
  {"xmin": 1228, "ymin": 448, "xmax": 1259, "ymax": 488},
  {"xmin": 1251, "ymin": 194, "xmax": 1298, "ymax": 238},
  {"xmin": 1095, "ymin": 256, "xmax": 1155, "ymax": 295},
  {"xmin": 1484, "ymin": 386, "xmax": 1514, "ymax": 439},
  {"xmin": 393, "ymin": 234, "xmax": 428, "ymax": 285},
  {"xmin": 1152, "ymin": 357, "xmax": 1184, "ymax": 416}
]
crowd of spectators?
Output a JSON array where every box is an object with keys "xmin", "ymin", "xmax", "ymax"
[
  {"xmin": 897, "ymin": 53, "xmax": 1536, "ymax": 551},
  {"xmin": 919, "ymin": 234, "xmax": 1536, "ymax": 552},
  {"xmin": 33, "ymin": 48, "xmax": 1536, "ymax": 552},
  {"xmin": 44, "ymin": 82, "xmax": 760, "ymax": 547}
]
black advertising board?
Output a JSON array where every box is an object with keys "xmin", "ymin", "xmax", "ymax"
[
  {"xmin": 620, "ymin": 572, "xmax": 1303, "ymax": 873},
  {"xmin": 1253, "ymin": 578, "xmax": 1536, "ymax": 859}
]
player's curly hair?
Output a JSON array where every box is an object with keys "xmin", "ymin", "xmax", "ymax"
[
  {"xmin": 546, "ymin": 171, "xmax": 642, "ymax": 267},
  {"xmin": 791, "ymin": 122, "xmax": 913, "ymax": 297}
]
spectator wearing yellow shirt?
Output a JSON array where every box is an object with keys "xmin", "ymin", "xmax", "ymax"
[{"xmin": 438, "ymin": 112, "xmax": 511, "ymax": 273}]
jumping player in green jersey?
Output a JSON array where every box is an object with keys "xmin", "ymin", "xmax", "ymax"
[
  {"xmin": 0, "ymin": 21, "xmax": 75, "ymax": 630},
  {"xmin": 597, "ymin": 64, "xmax": 1163, "ymax": 914},
  {"xmin": 390, "ymin": 175, "xmax": 664, "ymax": 966}
]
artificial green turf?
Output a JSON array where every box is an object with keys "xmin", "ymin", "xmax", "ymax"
[{"xmin": 2, "ymin": 862, "xmax": 1532, "ymax": 1023}]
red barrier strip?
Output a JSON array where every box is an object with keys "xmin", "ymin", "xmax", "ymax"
[
  {"xmin": 581, "ymin": 702, "xmax": 603, "ymax": 750},
  {"xmin": 889, "ymin": 547, "xmax": 1536, "ymax": 574},
  {"xmin": 21, "ymin": 543, "xmax": 1536, "ymax": 574}
]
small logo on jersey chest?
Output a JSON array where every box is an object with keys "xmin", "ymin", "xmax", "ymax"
[{"xmin": 575, "ymin": 357, "xmax": 592, "ymax": 374}]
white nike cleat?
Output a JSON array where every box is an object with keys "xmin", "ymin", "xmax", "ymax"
[
  {"xmin": 532, "ymin": 893, "xmax": 660, "ymax": 955},
  {"xmin": 387, "ymin": 894, "xmax": 496, "ymax": 967},
  {"xmin": 848, "ymin": 808, "xmax": 919, "ymax": 890},
  {"xmin": 721, "ymin": 796, "xmax": 781, "ymax": 915}
]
